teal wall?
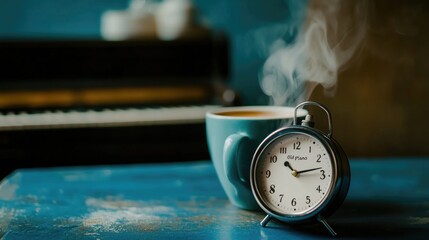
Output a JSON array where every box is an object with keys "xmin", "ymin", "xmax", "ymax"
[{"xmin": 0, "ymin": 0, "xmax": 307, "ymax": 105}]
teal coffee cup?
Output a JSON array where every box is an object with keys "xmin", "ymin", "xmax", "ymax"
[{"xmin": 206, "ymin": 106, "xmax": 307, "ymax": 210}]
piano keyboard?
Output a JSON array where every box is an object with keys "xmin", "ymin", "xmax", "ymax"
[{"xmin": 0, "ymin": 105, "xmax": 220, "ymax": 131}]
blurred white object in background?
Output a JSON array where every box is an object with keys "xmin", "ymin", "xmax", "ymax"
[
  {"xmin": 155, "ymin": 0, "xmax": 195, "ymax": 40},
  {"xmin": 101, "ymin": 10, "xmax": 131, "ymax": 40},
  {"xmin": 101, "ymin": 0, "xmax": 205, "ymax": 41},
  {"xmin": 101, "ymin": 0, "xmax": 158, "ymax": 40}
]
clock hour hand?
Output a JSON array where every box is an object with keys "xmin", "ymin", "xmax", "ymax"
[
  {"xmin": 284, "ymin": 161, "xmax": 299, "ymax": 177},
  {"xmin": 296, "ymin": 167, "xmax": 322, "ymax": 174},
  {"xmin": 284, "ymin": 161, "xmax": 295, "ymax": 171}
]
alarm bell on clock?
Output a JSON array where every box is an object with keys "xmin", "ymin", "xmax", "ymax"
[{"xmin": 250, "ymin": 101, "xmax": 351, "ymax": 236}]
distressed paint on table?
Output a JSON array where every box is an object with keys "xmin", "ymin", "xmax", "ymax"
[{"xmin": 1, "ymin": 158, "xmax": 429, "ymax": 239}]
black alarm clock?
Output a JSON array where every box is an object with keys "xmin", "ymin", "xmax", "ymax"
[{"xmin": 250, "ymin": 101, "xmax": 350, "ymax": 236}]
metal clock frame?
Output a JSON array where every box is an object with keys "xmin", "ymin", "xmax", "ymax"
[{"xmin": 250, "ymin": 101, "xmax": 350, "ymax": 236}]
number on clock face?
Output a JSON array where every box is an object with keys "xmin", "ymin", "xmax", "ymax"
[{"xmin": 255, "ymin": 133, "xmax": 334, "ymax": 215}]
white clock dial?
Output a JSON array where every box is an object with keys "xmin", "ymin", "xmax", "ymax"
[{"xmin": 255, "ymin": 133, "xmax": 335, "ymax": 216}]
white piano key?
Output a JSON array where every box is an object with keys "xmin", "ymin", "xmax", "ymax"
[{"xmin": 0, "ymin": 105, "xmax": 220, "ymax": 130}]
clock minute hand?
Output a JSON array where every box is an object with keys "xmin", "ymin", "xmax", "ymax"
[{"xmin": 296, "ymin": 167, "xmax": 322, "ymax": 175}]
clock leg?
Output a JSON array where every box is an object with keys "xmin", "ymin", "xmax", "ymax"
[
  {"xmin": 317, "ymin": 215, "xmax": 337, "ymax": 237},
  {"xmin": 260, "ymin": 214, "xmax": 272, "ymax": 227}
]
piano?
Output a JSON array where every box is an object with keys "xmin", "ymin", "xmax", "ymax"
[{"xmin": 0, "ymin": 34, "xmax": 232, "ymax": 178}]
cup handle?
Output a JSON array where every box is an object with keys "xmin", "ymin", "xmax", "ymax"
[{"xmin": 223, "ymin": 133, "xmax": 250, "ymax": 192}]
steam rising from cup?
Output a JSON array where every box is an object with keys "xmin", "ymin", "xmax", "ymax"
[{"xmin": 259, "ymin": 0, "xmax": 368, "ymax": 106}]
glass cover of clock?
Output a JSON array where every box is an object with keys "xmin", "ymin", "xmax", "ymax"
[{"xmin": 255, "ymin": 133, "xmax": 335, "ymax": 216}]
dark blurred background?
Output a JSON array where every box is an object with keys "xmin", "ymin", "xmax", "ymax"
[{"xmin": 0, "ymin": 0, "xmax": 308, "ymax": 105}]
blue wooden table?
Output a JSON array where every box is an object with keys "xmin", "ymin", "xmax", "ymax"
[{"xmin": 1, "ymin": 158, "xmax": 429, "ymax": 239}]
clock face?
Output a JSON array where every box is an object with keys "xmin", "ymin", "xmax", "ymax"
[{"xmin": 253, "ymin": 132, "xmax": 335, "ymax": 217}]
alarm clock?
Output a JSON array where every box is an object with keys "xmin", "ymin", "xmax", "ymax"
[{"xmin": 250, "ymin": 101, "xmax": 350, "ymax": 236}]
